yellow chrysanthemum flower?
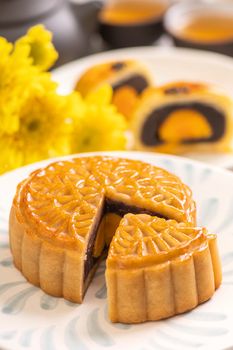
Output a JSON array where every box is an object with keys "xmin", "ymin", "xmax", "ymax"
[
  {"xmin": 0, "ymin": 136, "xmax": 24, "ymax": 175},
  {"xmin": 0, "ymin": 38, "xmax": 32, "ymax": 135},
  {"xmin": 71, "ymin": 86, "xmax": 127, "ymax": 153},
  {"xmin": 0, "ymin": 26, "xmax": 57, "ymax": 136},
  {"xmin": 0, "ymin": 26, "xmax": 127, "ymax": 175},
  {"xmin": 16, "ymin": 25, "xmax": 58, "ymax": 71},
  {"xmin": 86, "ymin": 84, "xmax": 113, "ymax": 105},
  {"xmin": 0, "ymin": 91, "xmax": 72, "ymax": 174}
]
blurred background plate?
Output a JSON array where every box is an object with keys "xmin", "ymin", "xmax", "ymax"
[{"xmin": 52, "ymin": 46, "xmax": 233, "ymax": 169}]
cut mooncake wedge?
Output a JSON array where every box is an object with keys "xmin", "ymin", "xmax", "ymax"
[
  {"xmin": 9, "ymin": 156, "xmax": 195, "ymax": 306},
  {"xmin": 107, "ymin": 214, "xmax": 222, "ymax": 323},
  {"xmin": 75, "ymin": 60, "xmax": 152, "ymax": 96},
  {"xmin": 132, "ymin": 82, "xmax": 233, "ymax": 154},
  {"xmin": 75, "ymin": 60, "xmax": 152, "ymax": 119}
]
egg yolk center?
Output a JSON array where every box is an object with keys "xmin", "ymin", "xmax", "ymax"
[
  {"xmin": 159, "ymin": 108, "xmax": 212, "ymax": 143},
  {"xmin": 93, "ymin": 213, "xmax": 121, "ymax": 257},
  {"xmin": 113, "ymin": 86, "xmax": 139, "ymax": 120}
]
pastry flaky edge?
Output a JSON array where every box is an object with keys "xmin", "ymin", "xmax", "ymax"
[
  {"xmin": 9, "ymin": 179, "xmax": 101, "ymax": 304},
  {"xmin": 106, "ymin": 233, "xmax": 222, "ymax": 324}
]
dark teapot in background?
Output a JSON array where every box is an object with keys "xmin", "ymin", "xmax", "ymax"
[{"xmin": 0, "ymin": 0, "xmax": 103, "ymax": 66}]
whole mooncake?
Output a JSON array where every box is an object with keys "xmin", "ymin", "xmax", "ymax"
[
  {"xmin": 9, "ymin": 156, "xmax": 221, "ymax": 323},
  {"xmin": 131, "ymin": 82, "xmax": 233, "ymax": 154}
]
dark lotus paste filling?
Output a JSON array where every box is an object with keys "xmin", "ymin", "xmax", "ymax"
[
  {"xmin": 164, "ymin": 86, "xmax": 191, "ymax": 95},
  {"xmin": 84, "ymin": 198, "xmax": 167, "ymax": 281},
  {"xmin": 112, "ymin": 74, "xmax": 149, "ymax": 94},
  {"xmin": 84, "ymin": 202, "xmax": 104, "ymax": 281},
  {"xmin": 141, "ymin": 102, "xmax": 226, "ymax": 146},
  {"xmin": 111, "ymin": 62, "xmax": 126, "ymax": 71},
  {"xmin": 105, "ymin": 199, "xmax": 167, "ymax": 219}
]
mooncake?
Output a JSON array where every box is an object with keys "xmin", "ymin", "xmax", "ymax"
[
  {"xmin": 75, "ymin": 60, "xmax": 152, "ymax": 119},
  {"xmin": 132, "ymin": 82, "xmax": 233, "ymax": 154},
  {"xmin": 9, "ymin": 156, "xmax": 221, "ymax": 323},
  {"xmin": 107, "ymin": 214, "xmax": 221, "ymax": 323}
]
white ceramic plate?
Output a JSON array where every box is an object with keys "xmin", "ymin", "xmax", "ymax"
[
  {"xmin": 52, "ymin": 46, "xmax": 233, "ymax": 169},
  {"xmin": 1, "ymin": 151, "xmax": 233, "ymax": 350}
]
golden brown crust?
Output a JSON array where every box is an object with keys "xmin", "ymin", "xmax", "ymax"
[
  {"xmin": 106, "ymin": 214, "xmax": 222, "ymax": 323},
  {"xmin": 10, "ymin": 205, "xmax": 84, "ymax": 302},
  {"xmin": 108, "ymin": 214, "xmax": 207, "ymax": 267},
  {"xmin": 141, "ymin": 82, "xmax": 209, "ymax": 99},
  {"xmin": 12, "ymin": 156, "xmax": 195, "ymax": 250}
]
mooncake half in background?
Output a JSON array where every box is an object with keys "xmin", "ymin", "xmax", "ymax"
[
  {"xmin": 75, "ymin": 60, "xmax": 152, "ymax": 119},
  {"xmin": 131, "ymin": 82, "xmax": 233, "ymax": 154}
]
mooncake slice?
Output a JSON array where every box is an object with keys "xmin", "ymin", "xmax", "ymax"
[
  {"xmin": 132, "ymin": 82, "xmax": 233, "ymax": 154},
  {"xmin": 107, "ymin": 214, "xmax": 222, "ymax": 323},
  {"xmin": 9, "ymin": 156, "xmax": 195, "ymax": 305},
  {"xmin": 75, "ymin": 60, "xmax": 152, "ymax": 119}
]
